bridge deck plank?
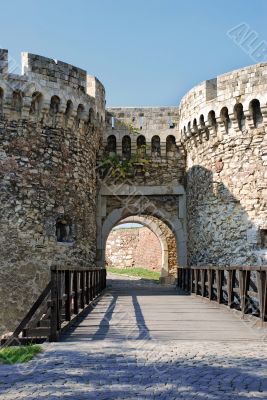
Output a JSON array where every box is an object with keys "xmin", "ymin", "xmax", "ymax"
[{"xmin": 61, "ymin": 274, "xmax": 264, "ymax": 342}]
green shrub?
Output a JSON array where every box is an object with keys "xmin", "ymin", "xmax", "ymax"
[{"xmin": 0, "ymin": 345, "xmax": 42, "ymax": 364}]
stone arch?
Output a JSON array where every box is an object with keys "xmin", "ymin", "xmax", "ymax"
[
  {"xmin": 29, "ymin": 91, "xmax": 43, "ymax": 117},
  {"xmin": 151, "ymin": 135, "xmax": 161, "ymax": 156},
  {"xmin": 220, "ymin": 106, "xmax": 230, "ymax": 133},
  {"xmin": 115, "ymin": 215, "xmax": 169, "ymax": 279},
  {"xmin": 234, "ymin": 103, "xmax": 245, "ymax": 131},
  {"xmin": 11, "ymin": 90, "xmax": 23, "ymax": 117},
  {"xmin": 208, "ymin": 110, "xmax": 217, "ymax": 130},
  {"xmin": 136, "ymin": 134, "xmax": 146, "ymax": 155},
  {"xmin": 88, "ymin": 107, "xmax": 94, "ymax": 123},
  {"xmin": 192, "ymin": 118, "xmax": 198, "ymax": 134},
  {"xmin": 122, "ymin": 135, "xmax": 131, "ymax": 159},
  {"xmin": 106, "ymin": 134, "xmax": 117, "ymax": 154},
  {"xmin": 249, "ymin": 99, "xmax": 263, "ymax": 128},
  {"xmin": 65, "ymin": 99, "xmax": 73, "ymax": 119},
  {"xmin": 98, "ymin": 206, "xmax": 187, "ymax": 273},
  {"xmin": 49, "ymin": 95, "xmax": 60, "ymax": 116},
  {"xmin": 166, "ymin": 135, "xmax": 176, "ymax": 152},
  {"xmin": 187, "ymin": 121, "xmax": 191, "ymax": 133},
  {"xmin": 77, "ymin": 103, "xmax": 85, "ymax": 121},
  {"xmin": 199, "ymin": 114, "xmax": 205, "ymax": 128}
]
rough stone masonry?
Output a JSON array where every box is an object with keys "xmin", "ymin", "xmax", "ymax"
[
  {"xmin": 0, "ymin": 48, "xmax": 267, "ymax": 334},
  {"xmin": 106, "ymin": 226, "xmax": 162, "ymax": 271}
]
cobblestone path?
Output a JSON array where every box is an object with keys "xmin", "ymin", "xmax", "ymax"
[{"xmin": 0, "ymin": 274, "xmax": 266, "ymax": 399}]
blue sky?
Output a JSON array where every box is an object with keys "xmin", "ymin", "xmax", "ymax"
[{"xmin": 0, "ymin": 0, "xmax": 266, "ymax": 106}]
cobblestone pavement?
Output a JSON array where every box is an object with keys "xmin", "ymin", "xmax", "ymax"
[{"xmin": 0, "ymin": 274, "xmax": 266, "ymax": 400}]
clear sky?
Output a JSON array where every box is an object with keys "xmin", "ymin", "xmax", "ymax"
[{"xmin": 0, "ymin": 0, "xmax": 266, "ymax": 106}]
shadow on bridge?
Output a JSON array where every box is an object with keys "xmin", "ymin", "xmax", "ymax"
[
  {"xmin": 61, "ymin": 275, "xmax": 265, "ymax": 343},
  {"xmin": 63, "ymin": 277, "xmax": 155, "ymax": 341}
]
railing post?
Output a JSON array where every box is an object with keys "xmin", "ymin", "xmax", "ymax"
[
  {"xmin": 85, "ymin": 271, "xmax": 90, "ymax": 305},
  {"xmin": 187, "ymin": 268, "xmax": 191, "ymax": 292},
  {"xmin": 73, "ymin": 271, "xmax": 79, "ymax": 314},
  {"xmin": 238, "ymin": 269, "xmax": 250, "ymax": 315},
  {"xmin": 190, "ymin": 268, "xmax": 194, "ymax": 293},
  {"xmin": 227, "ymin": 270, "xmax": 234, "ymax": 308},
  {"xmin": 207, "ymin": 269, "xmax": 212, "ymax": 300},
  {"xmin": 201, "ymin": 269, "xmax": 205, "ymax": 297},
  {"xmin": 216, "ymin": 269, "xmax": 222, "ymax": 303},
  {"xmin": 50, "ymin": 266, "xmax": 59, "ymax": 342},
  {"xmin": 80, "ymin": 271, "xmax": 85, "ymax": 309},
  {"xmin": 257, "ymin": 270, "xmax": 267, "ymax": 322},
  {"xmin": 65, "ymin": 270, "xmax": 71, "ymax": 321},
  {"xmin": 93, "ymin": 270, "xmax": 96, "ymax": 298},
  {"xmin": 181, "ymin": 269, "xmax": 184, "ymax": 290},
  {"xmin": 104, "ymin": 268, "xmax": 107, "ymax": 288},
  {"xmin": 101, "ymin": 269, "xmax": 104, "ymax": 290},
  {"xmin": 262, "ymin": 270, "xmax": 267, "ymax": 322},
  {"xmin": 89, "ymin": 270, "xmax": 93, "ymax": 301},
  {"xmin": 196, "ymin": 269, "xmax": 200, "ymax": 295},
  {"xmin": 96, "ymin": 270, "xmax": 100, "ymax": 295},
  {"xmin": 191, "ymin": 269, "xmax": 195, "ymax": 294},
  {"xmin": 177, "ymin": 268, "xmax": 181, "ymax": 288}
]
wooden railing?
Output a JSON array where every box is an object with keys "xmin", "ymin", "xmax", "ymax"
[
  {"xmin": 177, "ymin": 266, "xmax": 267, "ymax": 324},
  {"xmin": 1, "ymin": 266, "xmax": 106, "ymax": 346},
  {"xmin": 50, "ymin": 266, "xmax": 106, "ymax": 341}
]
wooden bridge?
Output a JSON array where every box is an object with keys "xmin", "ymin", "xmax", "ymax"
[
  {"xmin": 61, "ymin": 273, "xmax": 265, "ymax": 343},
  {"xmin": 2, "ymin": 265, "xmax": 266, "ymax": 345}
]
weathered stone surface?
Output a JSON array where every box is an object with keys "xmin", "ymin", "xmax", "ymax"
[
  {"xmin": 179, "ymin": 62, "xmax": 267, "ymax": 266},
  {"xmin": 0, "ymin": 51, "xmax": 105, "ymax": 335},
  {"xmin": 106, "ymin": 226, "xmax": 162, "ymax": 271},
  {"xmin": 1, "ymin": 49, "xmax": 267, "ymax": 337}
]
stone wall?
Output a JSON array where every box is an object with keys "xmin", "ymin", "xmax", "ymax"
[
  {"xmin": 106, "ymin": 227, "xmax": 161, "ymax": 271},
  {"xmin": 0, "ymin": 50, "xmax": 105, "ymax": 334},
  {"xmin": 97, "ymin": 104, "xmax": 187, "ymax": 275},
  {"xmin": 179, "ymin": 61, "xmax": 267, "ymax": 266},
  {"xmin": 146, "ymin": 216, "xmax": 177, "ymax": 279},
  {"xmin": 1, "ymin": 47, "xmax": 266, "ymax": 335},
  {"xmin": 99, "ymin": 107, "xmax": 185, "ymax": 187}
]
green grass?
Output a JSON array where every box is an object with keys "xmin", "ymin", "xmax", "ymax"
[
  {"xmin": 0, "ymin": 345, "xmax": 42, "ymax": 364},
  {"xmin": 107, "ymin": 266, "xmax": 160, "ymax": 281}
]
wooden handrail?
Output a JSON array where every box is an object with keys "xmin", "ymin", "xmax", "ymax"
[
  {"xmin": 51, "ymin": 266, "xmax": 105, "ymax": 272},
  {"xmin": 177, "ymin": 265, "xmax": 267, "ymax": 324},
  {"xmin": 2, "ymin": 266, "xmax": 107, "ymax": 346},
  {"xmin": 49, "ymin": 266, "xmax": 107, "ymax": 341},
  {"xmin": 12, "ymin": 281, "xmax": 52, "ymax": 338},
  {"xmin": 189, "ymin": 265, "xmax": 267, "ymax": 271}
]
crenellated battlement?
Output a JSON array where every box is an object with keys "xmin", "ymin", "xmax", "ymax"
[
  {"xmin": 178, "ymin": 62, "xmax": 267, "ymax": 147},
  {"xmin": 104, "ymin": 107, "xmax": 180, "ymax": 158},
  {"xmin": 0, "ymin": 49, "xmax": 106, "ymax": 128},
  {"xmin": 21, "ymin": 52, "xmax": 87, "ymax": 91}
]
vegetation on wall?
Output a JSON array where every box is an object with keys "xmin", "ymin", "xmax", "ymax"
[
  {"xmin": 100, "ymin": 146, "xmax": 151, "ymax": 178},
  {"xmin": 115, "ymin": 120, "xmax": 141, "ymax": 135}
]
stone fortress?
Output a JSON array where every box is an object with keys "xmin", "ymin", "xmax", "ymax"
[{"xmin": 0, "ymin": 48, "xmax": 266, "ymax": 334}]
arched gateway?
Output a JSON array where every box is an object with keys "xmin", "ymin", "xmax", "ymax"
[
  {"xmin": 96, "ymin": 183, "xmax": 187, "ymax": 283},
  {"xmin": 1, "ymin": 49, "xmax": 266, "ymax": 341}
]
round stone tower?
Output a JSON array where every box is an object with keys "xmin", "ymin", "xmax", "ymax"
[
  {"xmin": 178, "ymin": 62, "xmax": 267, "ymax": 267},
  {"xmin": 0, "ymin": 50, "xmax": 105, "ymax": 333}
]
